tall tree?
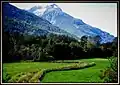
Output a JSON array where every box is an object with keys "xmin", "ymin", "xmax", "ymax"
[{"xmin": 80, "ymin": 35, "xmax": 88, "ymax": 51}]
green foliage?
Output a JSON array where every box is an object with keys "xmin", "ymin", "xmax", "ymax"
[
  {"xmin": 69, "ymin": 42, "xmax": 84, "ymax": 59},
  {"xmin": 80, "ymin": 36, "xmax": 88, "ymax": 51},
  {"xmin": 112, "ymin": 37, "xmax": 118, "ymax": 57},
  {"xmin": 4, "ymin": 32, "xmax": 81, "ymax": 62},
  {"xmin": 100, "ymin": 56, "xmax": 118, "ymax": 83},
  {"xmin": 3, "ymin": 31, "xmax": 117, "ymax": 62},
  {"xmin": 88, "ymin": 35, "xmax": 101, "ymax": 47},
  {"xmin": 87, "ymin": 41, "xmax": 96, "ymax": 49}
]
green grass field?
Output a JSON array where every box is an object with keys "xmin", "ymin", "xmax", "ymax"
[
  {"xmin": 3, "ymin": 58, "xmax": 110, "ymax": 83},
  {"xmin": 3, "ymin": 62, "xmax": 75, "ymax": 82},
  {"xmin": 41, "ymin": 58, "xmax": 110, "ymax": 83}
]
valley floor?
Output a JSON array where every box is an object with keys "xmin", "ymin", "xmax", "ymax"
[{"xmin": 2, "ymin": 58, "xmax": 109, "ymax": 83}]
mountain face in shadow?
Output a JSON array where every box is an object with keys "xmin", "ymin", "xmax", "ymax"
[{"xmin": 3, "ymin": 3, "xmax": 77, "ymax": 38}]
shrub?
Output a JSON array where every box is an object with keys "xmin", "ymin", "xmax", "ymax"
[{"xmin": 100, "ymin": 56, "xmax": 118, "ymax": 83}]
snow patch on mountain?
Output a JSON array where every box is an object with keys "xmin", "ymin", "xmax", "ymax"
[
  {"xmin": 28, "ymin": 4, "xmax": 62, "ymax": 17},
  {"xmin": 28, "ymin": 5, "xmax": 47, "ymax": 16},
  {"xmin": 33, "ymin": 7, "xmax": 47, "ymax": 16}
]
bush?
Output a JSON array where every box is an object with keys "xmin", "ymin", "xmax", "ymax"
[{"xmin": 100, "ymin": 56, "xmax": 118, "ymax": 83}]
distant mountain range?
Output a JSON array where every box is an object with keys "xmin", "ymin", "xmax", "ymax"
[
  {"xmin": 3, "ymin": 3, "xmax": 115, "ymax": 43},
  {"xmin": 3, "ymin": 3, "xmax": 77, "ymax": 38},
  {"xmin": 28, "ymin": 4, "xmax": 115, "ymax": 43}
]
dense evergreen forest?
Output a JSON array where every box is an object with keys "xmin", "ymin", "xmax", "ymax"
[{"xmin": 3, "ymin": 32, "xmax": 118, "ymax": 63}]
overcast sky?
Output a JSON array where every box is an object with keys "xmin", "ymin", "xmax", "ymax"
[{"xmin": 10, "ymin": 3, "xmax": 117, "ymax": 37}]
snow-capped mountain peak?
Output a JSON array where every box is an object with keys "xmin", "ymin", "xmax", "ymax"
[
  {"xmin": 28, "ymin": 5, "xmax": 47, "ymax": 16},
  {"xmin": 28, "ymin": 4, "xmax": 62, "ymax": 16},
  {"xmin": 28, "ymin": 4, "xmax": 114, "ymax": 43},
  {"xmin": 46, "ymin": 4, "xmax": 60, "ymax": 9}
]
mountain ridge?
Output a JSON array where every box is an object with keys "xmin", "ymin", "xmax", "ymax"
[
  {"xmin": 28, "ymin": 4, "xmax": 115, "ymax": 43},
  {"xmin": 3, "ymin": 3, "xmax": 78, "ymax": 39}
]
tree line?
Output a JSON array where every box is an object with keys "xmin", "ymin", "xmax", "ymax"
[{"xmin": 3, "ymin": 32, "xmax": 118, "ymax": 62}]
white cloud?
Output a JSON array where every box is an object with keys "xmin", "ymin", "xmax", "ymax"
[{"xmin": 10, "ymin": 3, "xmax": 117, "ymax": 36}]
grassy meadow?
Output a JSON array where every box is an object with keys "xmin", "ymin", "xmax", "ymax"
[
  {"xmin": 41, "ymin": 58, "xmax": 109, "ymax": 83},
  {"xmin": 3, "ymin": 62, "xmax": 75, "ymax": 82},
  {"xmin": 3, "ymin": 58, "xmax": 110, "ymax": 83}
]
